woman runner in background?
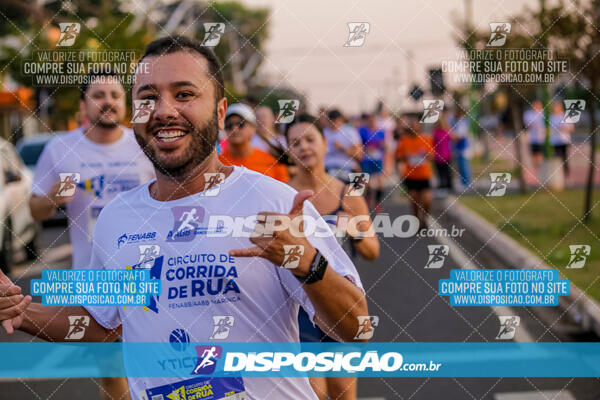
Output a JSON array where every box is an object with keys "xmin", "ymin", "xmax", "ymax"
[
  {"xmin": 432, "ymin": 113, "xmax": 453, "ymax": 190},
  {"xmin": 285, "ymin": 113, "xmax": 380, "ymax": 400}
]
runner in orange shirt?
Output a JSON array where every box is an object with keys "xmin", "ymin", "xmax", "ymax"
[
  {"xmin": 395, "ymin": 117, "xmax": 434, "ymax": 228},
  {"xmin": 219, "ymin": 103, "xmax": 289, "ymax": 182}
]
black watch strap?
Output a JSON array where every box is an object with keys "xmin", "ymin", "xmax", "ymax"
[{"xmin": 299, "ymin": 250, "xmax": 328, "ymax": 284}]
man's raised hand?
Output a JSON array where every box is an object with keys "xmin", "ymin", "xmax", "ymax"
[
  {"xmin": 229, "ymin": 190, "xmax": 317, "ymax": 277},
  {"xmin": 0, "ymin": 270, "xmax": 31, "ymax": 334}
]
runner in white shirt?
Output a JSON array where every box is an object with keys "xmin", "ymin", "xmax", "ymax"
[
  {"xmin": 1, "ymin": 36, "xmax": 367, "ymax": 400},
  {"xmin": 323, "ymin": 109, "xmax": 363, "ymax": 183},
  {"xmin": 28, "ymin": 72, "xmax": 155, "ymax": 400},
  {"xmin": 31, "ymin": 125, "xmax": 155, "ymax": 269},
  {"xmin": 523, "ymin": 100, "xmax": 546, "ymax": 169}
]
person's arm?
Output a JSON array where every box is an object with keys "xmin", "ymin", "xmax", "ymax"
[
  {"xmin": 395, "ymin": 140, "xmax": 406, "ymax": 170},
  {"xmin": 229, "ymin": 190, "xmax": 368, "ymax": 342},
  {"xmin": 424, "ymin": 137, "xmax": 435, "ymax": 162},
  {"xmin": 29, "ymin": 180, "xmax": 74, "ymax": 221},
  {"xmin": 0, "ymin": 271, "xmax": 117, "ymax": 341},
  {"xmin": 333, "ymin": 141, "xmax": 363, "ymax": 162},
  {"xmin": 29, "ymin": 142, "xmax": 75, "ymax": 222},
  {"xmin": 340, "ymin": 196, "xmax": 380, "ymax": 261},
  {"xmin": 301, "ymin": 266, "xmax": 367, "ymax": 342},
  {"xmin": 349, "ymin": 129, "xmax": 364, "ymax": 162},
  {"xmin": 21, "ymin": 303, "xmax": 120, "ymax": 342},
  {"xmin": 345, "ymin": 143, "xmax": 363, "ymax": 162}
]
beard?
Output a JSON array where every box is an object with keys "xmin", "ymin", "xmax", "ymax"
[
  {"xmin": 89, "ymin": 105, "xmax": 120, "ymax": 129},
  {"xmin": 92, "ymin": 117, "xmax": 119, "ymax": 129},
  {"xmin": 134, "ymin": 108, "xmax": 219, "ymax": 181}
]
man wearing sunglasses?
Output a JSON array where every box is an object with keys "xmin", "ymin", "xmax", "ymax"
[{"xmin": 219, "ymin": 103, "xmax": 289, "ymax": 182}]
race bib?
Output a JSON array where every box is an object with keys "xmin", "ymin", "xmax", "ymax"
[
  {"xmin": 408, "ymin": 154, "xmax": 426, "ymax": 167},
  {"xmin": 366, "ymin": 148, "xmax": 383, "ymax": 160},
  {"xmin": 142, "ymin": 376, "xmax": 246, "ymax": 400}
]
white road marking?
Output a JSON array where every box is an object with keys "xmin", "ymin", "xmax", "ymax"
[{"xmin": 494, "ymin": 390, "xmax": 576, "ymax": 400}]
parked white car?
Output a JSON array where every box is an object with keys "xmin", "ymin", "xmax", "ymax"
[{"xmin": 0, "ymin": 138, "xmax": 39, "ymax": 273}]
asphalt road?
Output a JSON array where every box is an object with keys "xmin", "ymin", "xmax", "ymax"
[{"xmin": 1, "ymin": 193, "xmax": 599, "ymax": 400}]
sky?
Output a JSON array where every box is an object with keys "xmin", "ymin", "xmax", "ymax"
[{"xmin": 241, "ymin": 0, "xmax": 535, "ymax": 114}]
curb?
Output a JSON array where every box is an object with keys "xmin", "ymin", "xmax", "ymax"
[{"xmin": 440, "ymin": 195, "xmax": 600, "ymax": 337}]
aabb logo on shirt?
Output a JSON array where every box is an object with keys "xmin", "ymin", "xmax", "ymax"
[
  {"xmin": 192, "ymin": 345, "xmax": 222, "ymax": 375},
  {"xmin": 167, "ymin": 206, "xmax": 204, "ymax": 242}
]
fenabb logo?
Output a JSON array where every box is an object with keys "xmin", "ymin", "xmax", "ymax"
[{"xmin": 117, "ymin": 231, "xmax": 157, "ymax": 248}]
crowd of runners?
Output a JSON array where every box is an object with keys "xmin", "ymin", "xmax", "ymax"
[{"xmin": 0, "ymin": 32, "xmax": 580, "ymax": 400}]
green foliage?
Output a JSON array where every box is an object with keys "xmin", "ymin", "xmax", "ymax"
[
  {"xmin": 0, "ymin": 0, "xmax": 271, "ymax": 129},
  {"xmin": 460, "ymin": 190, "xmax": 600, "ymax": 301}
]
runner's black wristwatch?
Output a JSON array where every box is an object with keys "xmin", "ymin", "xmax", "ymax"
[{"xmin": 298, "ymin": 249, "xmax": 328, "ymax": 284}]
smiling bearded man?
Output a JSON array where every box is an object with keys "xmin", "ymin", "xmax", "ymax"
[{"xmin": 0, "ymin": 36, "xmax": 368, "ymax": 400}]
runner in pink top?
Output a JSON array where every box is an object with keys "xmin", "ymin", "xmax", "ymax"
[{"xmin": 432, "ymin": 115, "xmax": 453, "ymax": 189}]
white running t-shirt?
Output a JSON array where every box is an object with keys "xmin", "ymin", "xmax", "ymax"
[
  {"xmin": 32, "ymin": 127, "xmax": 155, "ymax": 269},
  {"xmin": 84, "ymin": 166, "xmax": 364, "ymax": 400}
]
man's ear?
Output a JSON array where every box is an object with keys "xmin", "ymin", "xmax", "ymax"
[{"xmin": 217, "ymin": 97, "xmax": 227, "ymax": 131}]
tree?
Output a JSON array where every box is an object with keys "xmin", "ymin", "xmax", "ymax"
[
  {"xmin": 0, "ymin": 0, "xmax": 272, "ymax": 129},
  {"xmin": 454, "ymin": 14, "xmax": 540, "ymax": 193},
  {"xmin": 0, "ymin": 0, "xmax": 152, "ymax": 129},
  {"xmin": 141, "ymin": 0, "xmax": 270, "ymax": 97},
  {"xmin": 533, "ymin": 0, "xmax": 600, "ymax": 222}
]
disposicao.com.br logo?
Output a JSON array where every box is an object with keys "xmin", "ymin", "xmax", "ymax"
[{"xmin": 220, "ymin": 351, "xmax": 441, "ymax": 374}]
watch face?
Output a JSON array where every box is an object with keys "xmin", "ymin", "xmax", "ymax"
[{"xmin": 304, "ymin": 252, "xmax": 327, "ymax": 284}]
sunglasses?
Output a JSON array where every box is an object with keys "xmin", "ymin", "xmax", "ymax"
[{"xmin": 225, "ymin": 120, "xmax": 246, "ymax": 130}]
